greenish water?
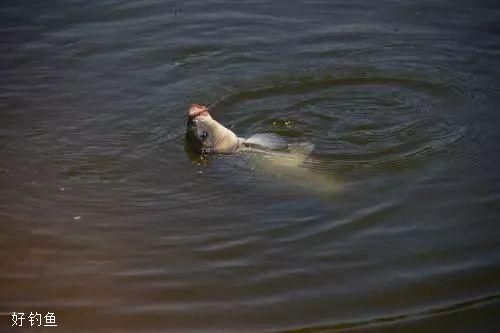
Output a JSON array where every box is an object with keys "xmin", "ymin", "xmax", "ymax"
[{"xmin": 1, "ymin": 1, "xmax": 500, "ymax": 332}]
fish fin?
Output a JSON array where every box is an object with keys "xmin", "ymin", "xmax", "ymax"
[{"xmin": 243, "ymin": 133, "xmax": 288, "ymax": 150}]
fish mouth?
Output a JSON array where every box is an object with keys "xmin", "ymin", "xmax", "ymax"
[
  {"xmin": 188, "ymin": 104, "xmax": 208, "ymax": 116},
  {"xmin": 187, "ymin": 104, "xmax": 211, "ymax": 122}
]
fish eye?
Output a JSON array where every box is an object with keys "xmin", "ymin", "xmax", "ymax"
[{"xmin": 200, "ymin": 131, "xmax": 209, "ymax": 139}]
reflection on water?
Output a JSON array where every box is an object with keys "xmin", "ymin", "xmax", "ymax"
[{"xmin": 1, "ymin": 0, "xmax": 500, "ymax": 332}]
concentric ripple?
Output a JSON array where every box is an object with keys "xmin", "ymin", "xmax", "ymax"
[{"xmin": 211, "ymin": 74, "xmax": 470, "ymax": 179}]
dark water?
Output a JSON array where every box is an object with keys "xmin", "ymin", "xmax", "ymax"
[{"xmin": 1, "ymin": 1, "xmax": 500, "ymax": 332}]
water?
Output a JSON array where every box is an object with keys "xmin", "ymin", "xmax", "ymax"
[{"xmin": 1, "ymin": 1, "xmax": 500, "ymax": 332}]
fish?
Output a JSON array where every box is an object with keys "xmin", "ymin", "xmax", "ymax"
[
  {"xmin": 185, "ymin": 104, "xmax": 339, "ymax": 193},
  {"xmin": 186, "ymin": 104, "xmax": 301, "ymax": 153}
]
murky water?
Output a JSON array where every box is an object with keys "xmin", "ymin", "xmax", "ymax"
[{"xmin": 1, "ymin": 1, "xmax": 500, "ymax": 332}]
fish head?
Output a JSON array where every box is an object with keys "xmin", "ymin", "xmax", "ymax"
[{"xmin": 185, "ymin": 104, "xmax": 232, "ymax": 154}]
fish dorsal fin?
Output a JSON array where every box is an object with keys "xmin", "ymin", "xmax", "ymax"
[{"xmin": 243, "ymin": 133, "xmax": 288, "ymax": 151}]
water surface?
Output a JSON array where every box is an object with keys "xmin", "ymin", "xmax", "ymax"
[{"xmin": 1, "ymin": 1, "xmax": 500, "ymax": 332}]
